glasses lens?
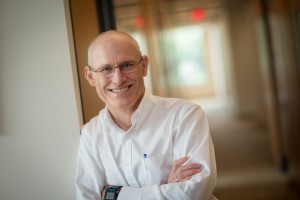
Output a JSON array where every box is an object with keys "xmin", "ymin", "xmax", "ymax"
[{"xmin": 97, "ymin": 57, "xmax": 143, "ymax": 78}]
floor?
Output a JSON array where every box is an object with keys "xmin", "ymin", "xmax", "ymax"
[{"xmin": 193, "ymin": 98, "xmax": 299, "ymax": 200}]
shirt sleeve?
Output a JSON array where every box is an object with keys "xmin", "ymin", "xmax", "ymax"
[
  {"xmin": 76, "ymin": 128, "xmax": 106, "ymax": 200},
  {"xmin": 118, "ymin": 105, "xmax": 217, "ymax": 200}
]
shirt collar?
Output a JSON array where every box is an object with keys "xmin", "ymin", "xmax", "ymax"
[
  {"xmin": 103, "ymin": 89, "xmax": 155, "ymax": 127},
  {"xmin": 131, "ymin": 89, "xmax": 154, "ymax": 124}
]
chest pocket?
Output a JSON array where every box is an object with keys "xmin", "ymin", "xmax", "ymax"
[{"xmin": 142, "ymin": 153, "xmax": 172, "ymax": 185}]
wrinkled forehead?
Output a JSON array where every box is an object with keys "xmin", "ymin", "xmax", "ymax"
[{"xmin": 90, "ymin": 34, "xmax": 141, "ymax": 65}]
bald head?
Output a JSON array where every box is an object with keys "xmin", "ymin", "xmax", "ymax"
[{"xmin": 87, "ymin": 30, "xmax": 142, "ymax": 66}]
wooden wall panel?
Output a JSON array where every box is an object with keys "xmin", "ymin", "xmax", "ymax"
[{"xmin": 69, "ymin": 0, "xmax": 105, "ymax": 123}]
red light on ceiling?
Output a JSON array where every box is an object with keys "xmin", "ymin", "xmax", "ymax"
[
  {"xmin": 135, "ymin": 16, "xmax": 144, "ymax": 28},
  {"xmin": 191, "ymin": 8, "xmax": 205, "ymax": 22}
]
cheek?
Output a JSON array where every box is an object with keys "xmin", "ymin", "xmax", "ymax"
[
  {"xmin": 135, "ymin": 75, "xmax": 145, "ymax": 87},
  {"xmin": 94, "ymin": 77, "xmax": 106, "ymax": 87},
  {"xmin": 95, "ymin": 84, "xmax": 107, "ymax": 103},
  {"xmin": 94, "ymin": 79, "xmax": 107, "ymax": 95},
  {"xmin": 136, "ymin": 69, "xmax": 147, "ymax": 79}
]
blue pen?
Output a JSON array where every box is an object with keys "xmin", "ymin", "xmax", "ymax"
[{"xmin": 143, "ymin": 153, "xmax": 148, "ymax": 170}]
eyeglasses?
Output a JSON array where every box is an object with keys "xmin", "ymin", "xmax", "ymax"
[{"xmin": 88, "ymin": 56, "xmax": 143, "ymax": 78}]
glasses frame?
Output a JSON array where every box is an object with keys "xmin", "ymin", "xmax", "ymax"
[{"xmin": 88, "ymin": 56, "xmax": 144, "ymax": 77}]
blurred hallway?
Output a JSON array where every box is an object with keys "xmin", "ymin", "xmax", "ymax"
[{"xmin": 198, "ymin": 100, "xmax": 299, "ymax": 200}]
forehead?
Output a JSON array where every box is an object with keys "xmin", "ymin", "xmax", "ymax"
[{"xmin": 91, "ymin": 35, "xmax": 140, "ymax": 65}]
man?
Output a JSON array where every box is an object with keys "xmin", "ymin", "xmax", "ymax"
[{"xmin": 76, "ymin": 30, "xmax": 217, "ymax": 200}]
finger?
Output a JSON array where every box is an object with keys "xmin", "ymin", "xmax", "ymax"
[
  {"xmin": 179, "ymin": 163, "xmax": 202, "ymax": 172},
  {"xmin": 175, "ymin": 163, "xmax": 202, "ymax": 181},
  {"xmin": 175, "ymin": 163, "xmax": 201, "ymax": 178},
  {"xmin": 177, "ymin": 168, "xmax": 202, "ymax": 182},
  {"xmin": 179, "ymin": 175, "xmax": 193, "ymax": 182},
  {"xmin": 180, "ymin": 168, "xmax": 202, "ymax": 180},
  {"xmin": 170, "ymin": 156, "xmax": 189, "ymax": 174}
]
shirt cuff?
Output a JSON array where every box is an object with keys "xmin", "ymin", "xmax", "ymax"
[{"xmin": 117, "ymin": 186, "xmax": 141, "ymax": 200}]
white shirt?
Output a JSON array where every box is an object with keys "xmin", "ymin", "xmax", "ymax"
[{"xmin": 76, "ymin": 91, "xmax": 217, "ymax": 200}]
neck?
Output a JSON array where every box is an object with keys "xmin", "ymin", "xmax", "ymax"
[
  {"xmin": 108, "ymin": 91, "xmax": 145, "ymax": 131},
  {"xmin": 110, "ymin": 109, "xmax": 133, "ymax": 131}
]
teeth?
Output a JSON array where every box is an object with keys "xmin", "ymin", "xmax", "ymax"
[{"xmin": 111, "ymin": 86, "xmax": 129, "ymax": 93}]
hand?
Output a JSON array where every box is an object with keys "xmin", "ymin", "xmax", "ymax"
[{"xmin": 167, "ymin": 156, "xmax": 202, "ymax": 183}]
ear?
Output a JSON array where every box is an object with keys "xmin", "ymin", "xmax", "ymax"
[
  {"xmin": 141, "ymin": 55, "xmax": 149, "ymax": 77},
  {"xmin": 84, "ymin": 66, "xmax": 96, "ymax": 87}
]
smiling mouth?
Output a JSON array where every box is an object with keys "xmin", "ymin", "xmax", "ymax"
[{"xmin": 108, "ymin": 85, "xmax": 132, "ymax": 93}]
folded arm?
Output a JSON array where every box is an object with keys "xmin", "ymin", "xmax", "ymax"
[{"xmin": 116, "ymin": 106, "xmax": 216, "ymax": 200}]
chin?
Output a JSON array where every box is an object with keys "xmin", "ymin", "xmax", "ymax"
[{"xmin": 111, "ymin": 99, "xmax": 133, "ymax": 109}]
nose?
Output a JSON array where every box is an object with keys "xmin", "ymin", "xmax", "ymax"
[{"xmin": 112, "ymin": 67, "xmax": 126, "ymax": 84}]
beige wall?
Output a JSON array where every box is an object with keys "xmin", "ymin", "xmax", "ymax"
[{"xmin": 0, "ymin": 1, "xmax": 81, "ymax": 199}]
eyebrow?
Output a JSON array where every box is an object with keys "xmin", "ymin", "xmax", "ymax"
[{"xmin": 97, "ymin": 58, "xmax": 139, "ymax": 69}]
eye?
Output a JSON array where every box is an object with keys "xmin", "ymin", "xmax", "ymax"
[
  {"xmin": 121, "ymin": 63, "xmax": 134, "ymax": 70},
  {"xmin": 100, "ymin": 66, "xmax": 113, "ymax": 73}
]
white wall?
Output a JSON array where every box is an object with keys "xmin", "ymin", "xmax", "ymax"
[{"xmin": 0, "ymin": 1, "xmax": 81, "ymax": 200}]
